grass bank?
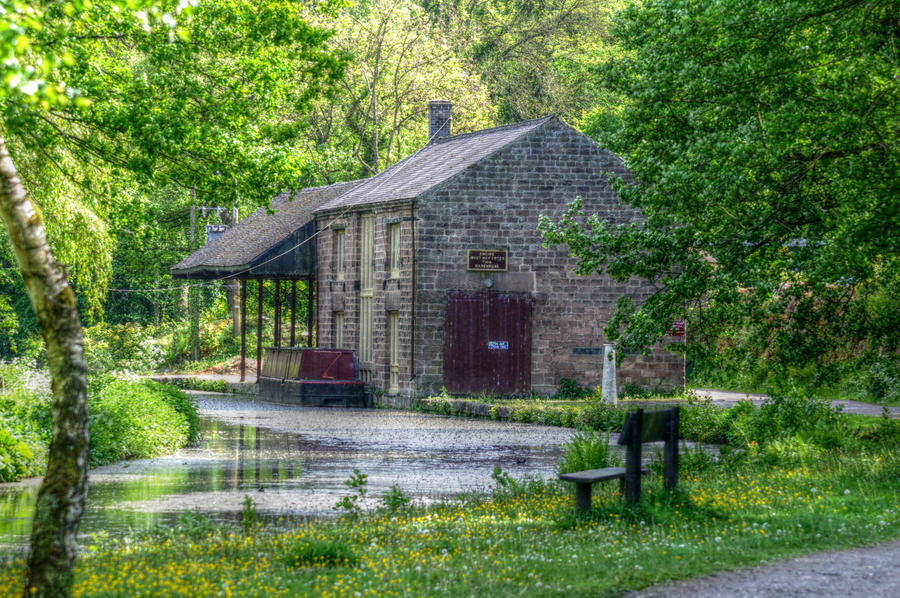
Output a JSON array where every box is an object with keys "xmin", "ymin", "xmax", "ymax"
[
  {"xmin": 418, "ymin": 389, "xmax": 897, "ymax": 446},
  {"xmin": 0, "ymin": 437, "xmax": 897, "ymax": 597},
  {"xmin": 0, "ymin": 361, "xmax": 199, "ymax": 481}
]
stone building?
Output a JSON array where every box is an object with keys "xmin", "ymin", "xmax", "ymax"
[
  {"xmin": 312, "ymin": 101, "xmax": 684, "ymax": 406},
  {"xmin": 173, "ymin": 101, "xmax": 684, "ymax": 405}
]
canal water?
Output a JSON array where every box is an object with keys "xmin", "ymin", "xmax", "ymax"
[{"xmin": 0, "ymin": 394, "xmax": 574, "ymax": 551}]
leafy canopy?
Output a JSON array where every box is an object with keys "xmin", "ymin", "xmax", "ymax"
[
  {"xmin": 540, "ymin": 0, "xmax": 899, "ymax": 372},
  {"xmin": 0, "ymin": 0, "xmax": 347, "ymax": 332}
]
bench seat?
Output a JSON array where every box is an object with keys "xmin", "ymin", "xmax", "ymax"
[
  {"xmin": 559, "ymin": 407, "xmax": 680, "ymax": 511},
  {"xmin": 559, "ymin": 467, "xmax": 626, "ymax": 484},
  {"xmin": 559, "ymin": 466, "xmax": 648, "ymax": 511}
]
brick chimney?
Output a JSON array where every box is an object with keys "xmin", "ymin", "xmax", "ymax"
[{"xmin": 428, "ymin": 100, "xmax": 452, "ymax": 143}]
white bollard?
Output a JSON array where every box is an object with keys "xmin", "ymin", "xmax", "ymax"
[{"xmin": 601, "ymin": 344, "xmax": 617, "ymax": 405}]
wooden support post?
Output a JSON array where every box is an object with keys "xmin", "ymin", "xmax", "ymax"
[
  {"xmin": 290, "ymin": 280, "xmax": 297, "ymax": 347},
  {"xmin": 256, "ymin": 279, "xmax": 263, "ymax": 383},
  {"xmin": 574, "ymin": 483, "xmax": 592, "ymax": 513},
  {"xmin": 306, "ymin": 277, "xmax": 314, "ymax": 347},
  {"xmin": 664, "ymin": 407, "xmax": 680, "ymax": 492},
  {"xmin": 274, "ymin": 279, "xmax": 281, "ymax": 348},
  {"xmin": 240, "ymin": 280, "xmax": 247, "ymax": 382},
  {"xmin": 624, "ymin": 408, "xmax": 643, "ymax": 504}
]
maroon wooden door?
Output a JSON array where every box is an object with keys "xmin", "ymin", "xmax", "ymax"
[{"xmin": 444, "ymin": 292, "xmax": 532, "ymax": 394}]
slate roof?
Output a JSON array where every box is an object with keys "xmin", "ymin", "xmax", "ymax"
[
  {"xmin": 315, "ymin": 116, "xmax": 554, "ymax": 212},
  {"xmin": 171, "ymin": 180, "xmax": 363, "ymax": 277}
]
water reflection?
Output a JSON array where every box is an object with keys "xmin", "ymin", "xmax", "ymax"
[
  {"xmin": 0, "ymin": 418, "xmax": 312, "ymax": 550},
  {"xmin": 0, "ymin": 406, "xmax": 569, "ymax": 551}
]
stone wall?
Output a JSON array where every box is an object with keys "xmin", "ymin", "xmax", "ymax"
[
  {"xmin": 317, "ymin": 118, "xmax": 684, "ymax": 404},
  {"xmin": 413, "ymin": 118, "xmax": 684, "ymax": 396},
  {"xmin": 316, "ymin": 202, "xmax": 418, "ymax": 404}
]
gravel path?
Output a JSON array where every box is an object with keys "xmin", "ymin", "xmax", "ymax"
[{"xmin": 623, "ymin": 540, "xmax": 900, "ymax": 597}]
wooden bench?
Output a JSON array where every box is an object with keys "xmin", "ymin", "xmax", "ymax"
[{"xmin": 559, "ymin": 407, "xmax": 680, "ymax": 511}]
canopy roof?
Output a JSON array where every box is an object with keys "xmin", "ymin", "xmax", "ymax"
[{"xmin": 171, "ymin": 180, "xmax": 362, "ymax": 280}]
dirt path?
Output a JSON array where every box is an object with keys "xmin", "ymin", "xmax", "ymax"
[{"xmin": 623, "ymin": 539, "xmax": 900, "ymax": 597}]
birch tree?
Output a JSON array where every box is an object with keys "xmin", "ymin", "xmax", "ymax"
[{"xmin": 0, "ymin": 1, "xmax": 345, "ymax": 595}]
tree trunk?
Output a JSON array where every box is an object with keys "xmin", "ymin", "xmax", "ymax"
[{"xmin": 0, "ymin": 135, "xmax": 89, "ymax": 598}]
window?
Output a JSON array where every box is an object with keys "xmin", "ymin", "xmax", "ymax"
[
  {"xmin": 359, "ymin": 214, "xmax": 374, "ymax": 365},
  {"xmin": 389, "ymin": 311, "xmax": 399, "ymax": 394},
  {"xmin": 334, "ymin": 228, "xmax": 345, "ymax": 281},
  {"xmin": 390, "ymin": 222, "xmax": 401, "ymax": 278},
  {"xmin": 334, "ymin": 311, "xmax": 344, "ymax": 349}
]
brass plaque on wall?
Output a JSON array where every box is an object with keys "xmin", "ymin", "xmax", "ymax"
[{"xmin": 467, "ymin": 249, "xmax": 508, "ymax": 272}]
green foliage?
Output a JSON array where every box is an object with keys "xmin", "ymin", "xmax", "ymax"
[
  {"xmin": 88, "ymin": 378, "xmax": 195, "ymax": 466},
  {"xmin": 746, "ymin": 392, "xmax": 846, "ymax": 449},
  {"xmin": 163, "ymin": 378, "xmax": 228, "ymax": 394},
  {"xmin": 423, "ymin": 0, "xmax": 627, "ymax": 124},
  {"xmin": 0, "ymin": 415, "xmax": 46, "ymax": 482},
  {"xmin": 679, "ymin": 396, "xmax": 732, "ymax": 445},
  {"xmin": 241, "ymin": 495, "xmax": 260, "ymax": 534},
  {"xmin": 0, "ymin": 362, "xmax": 199, "ymax": 478},
  {"xmin": 303, "ymin": 0, "xmax": 493, "ymax": 179},
  {"xmin": 4, "ymin": 440, "xmax": 898, "ymax": 597},
  {"xmin": 380, "ymin": 484, "xmax": 412, "ymax": 513},
  {"xmin": 83, "ymin": 322, "xmax": 168, "ymax": 373},
  {"xmin": 333, "ymin": 469, "xmax": 369, "ymax": 517},
  {"xmin": 1, "ymin": 0, "xmax": 349, "ymax": 358},
  {"xmin": 859, "ymin": 356, "xmax": 900, "ymax": 405},
  {"xmin": 74, "ymin": 311, "xmax": 242, "ymax": 375},
  {"xmin": 556, "ymin": 429, "xmax": 614, "ymax": 475},
  {"xmin": 153, "ymin": 511, "xmax": 229, "ymax": 542},
  {"xmin": 489, "ymin": 466, "xmax": 545, "ymax": 500},
  {"xmin": 554, "ymin": 378, "xmax": 587, "ymax": 399},
  {"xmin": 0, "ymin": 289, "xmax": 18, "ymax": 357},
  {"xmin": 622, "ymin": 383, "xmax": 653, "ymax": 399},
  {"xmin": 148, "ymin": 380, "xmax": 201, "ymax": 445},
  {"xmin": 539, "ymin": 0, "xmax": 900, "ymax": 376},
  {"xmin": 572, "ymin": 401, "xmax": 625, "ymax": 431},
  {"xmin": 282, "ymin": 538, "xmax": 358, "ymax": 569}
]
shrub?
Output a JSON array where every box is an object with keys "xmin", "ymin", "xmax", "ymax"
[
  {"xmin": 556, "ymin": 429, "xmax": 614, "ymax": 475},
  {"xmin": 0, "ymin": 362, "xmax": 199, "ymax": 479},
  {"xmin": 83, "ymin": 322, "xmax": 167, "ymax": 373},
  {"xmin": 862, "ymin": 356, "xmax": 900, "ymax": 404},
  {"xmin": 242, "ymin": 495, "xmax": 260, "ymax": 534},
  {"xmin": 489, "ymin": 466, "xmax": 546, "ymax": 500},
  {"xmin": 164, "ymin": 378, "xmax": 228, "ymax": 394},
  {"xmin": 88, "ymin": 379, "xmax": 194, "ymax": 466},
  {"xmin": 623, "ymin": 382, "xmax": 653, "ymax": 399},
  {"xmin": 0, "ymin": 415, "xmax": 46, "ymax": 482},
  {"xmin": 680, "ymin": 396, "xmax": 732, "ymax": 444},
  {"xmin": 148, "ymin": 381, "xmax": 200, "ymax": 443},
  {"xmin": 751, "ymin": 391, "xmax": 846, "ymax": 448},
  {"xmin": 333, "ymin": 469, "xmax": 368, "ymax": 517},
  {"xmin": 380, "ymin": 484, "xmax": 412, "ymax": 513},
  {"xmin": 573, "ymin": 401, "xmax": 624, "ymax": 431},
  {"xmin": 554, "ymin": 378, "xmax": 587, "ymax": 399}
]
